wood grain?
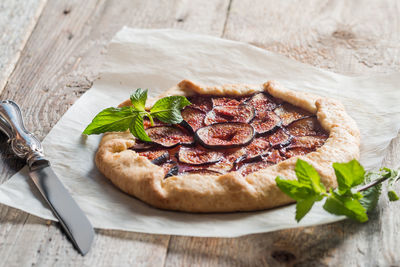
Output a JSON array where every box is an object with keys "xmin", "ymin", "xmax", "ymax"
[
  {"xmin": 0, "ymin": 0, "xmax": 230, "ymax": 266},
  {"xmin": 165, "ymin": 1, "xmax": 400, "ymax": 266},
  {"xmin": 0, "ymin": 0, "xmax": 399, "ymax": 266},
  {"xmin": 224, "ymin": 0, "xmax": 400, "ymax": 75},
  {"xmin": 0, "ymin": 0, "xmax": 47, "ymax": 95}
]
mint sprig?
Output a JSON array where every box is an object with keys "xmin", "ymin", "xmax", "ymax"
[
  {"xmin": 83, "ymin": 88, "xmax": 191, "ymax": 141},
  {"xmin": 276, "ymin": 159, "xmax": 400, "ymax": 223}
]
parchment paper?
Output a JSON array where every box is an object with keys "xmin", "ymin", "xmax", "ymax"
[{"xmin": 0, "ymin": 27, "xmax": 399, "ymax": 237}]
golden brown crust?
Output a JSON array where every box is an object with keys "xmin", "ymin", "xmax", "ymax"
[{"xmin": 95, "ymin": 80, "xmax": 360, "ymax": 212}]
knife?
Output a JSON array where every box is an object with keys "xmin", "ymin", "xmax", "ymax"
[{"xmin": 0, "ymin": 100, "xmax": 94, "ymax": 255}]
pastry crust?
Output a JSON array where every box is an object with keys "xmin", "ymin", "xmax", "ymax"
[{"xmin": 95, "ymin": 80, "xmax": 360, "ymax": 212}]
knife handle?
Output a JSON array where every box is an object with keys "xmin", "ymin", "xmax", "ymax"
[{"xmin": 0, "ymin": 100, "xmax": 47, "ymax": 168}]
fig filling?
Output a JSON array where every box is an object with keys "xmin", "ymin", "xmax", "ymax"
[{"xmin": 130, "ymin": 93, "xmax": 328, "ymax": 178}]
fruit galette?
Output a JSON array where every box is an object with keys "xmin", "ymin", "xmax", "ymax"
[{"xmin": 95, "ymin": 80, "xmax": 360, "ymax": 212}]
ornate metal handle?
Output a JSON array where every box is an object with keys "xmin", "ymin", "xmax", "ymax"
[{"xmin": 0, "ymin": 100, "xmax": 47, "ymax": 168}]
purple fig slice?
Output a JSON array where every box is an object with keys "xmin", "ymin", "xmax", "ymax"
[
  {"xmin": 274, "ymin": 104, "xmax": 312, "ymax": 126},
  {"xmin": 247, "ymin": 92, "xmax": 277, "ymax": 112},
  {"xmin": 263, "ymin": 149, "xmax": 285, "ymax": 164},
  {"xmin": 129, "ymin": 141, "xmax": 156, "ymax": 151},
  {"xmin": 177, "ymin": 146, "xmax": 223, "ymax": 165},
  {"xmin": 224, "ymin": 147, "xmax": 247, "ymax": 170},
  {"xmin": 180, "ymin": 169, "xmax": 223, "ymax": 176},
  {"xmin": 195, "ymin": 122, "xmax": 255, "ymax": 149},
  {"xmin": 163, "ymin": 161, "xmax": 179, "ymax": 178},
  {"xmin": 151, "ymin": 152, "xmax": 170, "ymax": 165},
  {"xmin": 245, "ymin": 137, "xmax": 271, "ymax": 160},
  {"xmin": 238, "ymin": 160, "xmax": 272, "ymax": 176},
  {"xmin": 143, "ymin": 118, "xmax": 166, "ymax": 129},
  {"xmin": 212, "ymin": 97, "xmax": 241, "ymax": 107},
  {"xmin": 286, "ymin": 116, "xmax": 327, "ymax": 137},
  {"xmin": 266, "ymin": 128, "xmax": 292, "ymax": 148},
  {"xmin": 178, "ymin": 162, "xmax": 231, "ymax": 174},
  {"xmin": 288, "ymin": 135, "xmax": 327, "ymax": 150},
  {"xmin": 250, "ymin": 110, "xmax": 281, "ymax": 135},
  {"xmin": 145, "ymin": 126, "xmax": 194, "ymax": 148},
  {"xmin": 137, "ymin": 149, "xmax": 169, "ymax": 164},
  {"xmin": 281, "ymin": 147, "xmax": 313, "ymax": 158},
  {"xmin": 180, "ymin": 106, "xmax": 206, "ymax": 132},
  {"xmin": 188, "ymin": 96, "xmax": 212, "ymax": 112},
  {"xmin": 204, "ymin": 104, "xmax": 255, "ymax": 125}
]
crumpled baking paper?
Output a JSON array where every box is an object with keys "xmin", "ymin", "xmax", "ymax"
[{"xmin": 0, "ymin": 27, "xmax": 399, "ymax": 237}]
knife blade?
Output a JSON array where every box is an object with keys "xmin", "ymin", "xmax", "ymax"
[{"xmin": 0, "ymin": 100, "xmax": 94, "ymax": 255}]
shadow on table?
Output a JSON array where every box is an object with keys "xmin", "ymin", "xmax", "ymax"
[{"xmin": 164, "ymin": 219, "xmax": 368, "ymax": 266}]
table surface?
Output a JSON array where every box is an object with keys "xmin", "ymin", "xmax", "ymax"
[{"xmin": 1, "ymin": 0, "xmax": 399, "ymax": 266}]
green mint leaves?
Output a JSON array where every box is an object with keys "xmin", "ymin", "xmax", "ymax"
[
  {"xmin": 276, "ymin": 160, "xmax": 326, "ymax": 222},
  {"xmin": 276, "ymin": 159, "xmax": 400, "ymax": 223},
  {"xmin": 83, "ymin": 88, "xmax": 191, "ymax": 141},
  {"xmin": 82, "ymin": 107, "xmax": 139, "ymax": 135},
  {"xmin": 150, "ymin": 96, "xmax": 191, "ymax": 124},
  {"xmin": 333, "ymin": 160, "xmax": 365, "ymax": 194}
]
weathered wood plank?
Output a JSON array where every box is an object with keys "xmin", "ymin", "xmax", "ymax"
[
  {"xmin": 1, "ymin": 0, "xmax": 399, "ymax": 266},
  {"xmin": 223, "ymin": 0, "xmax": 400, "ymax": 75},
  {"xmin": 0, "ymin": 0, "xmax": 230, "ymax": 266},
  {"xmin": 163, "ymin": 0, "xmax": 400, "ymax": 266},
  {"xmin": 0, "ymin": 0, "xmax": 47, "ymax": 95}
]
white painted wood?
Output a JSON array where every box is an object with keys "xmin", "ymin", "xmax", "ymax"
[{"xmin": 0, "ymin": 0, "xmax": 47, "ymax": 95}]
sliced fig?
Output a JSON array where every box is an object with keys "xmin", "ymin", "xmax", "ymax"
[
  {"xmin": 180, "ymin": 106, "xmax": 206, "ymax": 132},
  {"xmin": 204, "ymin": 104, "xmax": 255, "ymax": 125},
  {"xmin": 250, "ymin": 110, "xmax": 281, "ymax": 135},
  {"xmin": 212, "ymin": 97, "xmax": 241, "ymax": 107},
  {"xmin": 266, "ymin": 128, "xmax": 291, "ymax": 148},
  {"xmin": 288, "ymin": 135, "xmax": 327, "ymax": 150},
  {"xmin": 195, "ymin": 122, "xmax": 255, "ymax": 149},
  {"xmin": 232, "ymin": 152, "xmax": 248, "ymax": 170},
  {"xmin": 188, "ymin": 96, "xmax": 212, "ymax": 112},
  {"xmin": 129, "ymin": 141, "xmax": 156, "ymax": 151},
  {"xmin": 263, "ymin": 149, "xmax": 285, "ymax": 164},
  {"xmin": 238, "ymin": 160, "xmax": 272, "ymax": 176},
  {"xmin": 177, "ymin": 146, "xmax": 223, "ymax": 165},
  {"xmin": 178, "ymin": 162, "xmax": 231, "ymax": 174},
  {"xmin": 247, "ymin": 92, "xmax": 277, "ymax": 112},
  {"xmin": 286, "ymin": 116, "xmax": 327, "ymax": 136},
  {"xmin": 163, "ymin": 161, "xmax": 179, "ymax": 178},
  {"xmin": 143, "ymin": 118, "xmax": 166, "ymax": 129},
  {"xmin": 245, "ymin": 137, "xmax": 270, "ymax": 160},
  {"xmin": 281, "ymin": 147, "xmax": 313, "ymax": 158},
  {"xmin": 151, "ymin": 153, "xmax": 170, "ymax": 165},
  {"xmin": 137, "ymin": 149, "xmax": 169, "ymax": 164},
  {"xmin": 145, "ymin": 126, "xmax": 194, "ymax": 148},
  {"xmin": 274, "ymin": 104, "xmax": 312, "ymax": 126},
  {"xmin": 181, "ymin": 169, "xmax": 223, "ymax": 176},
  {"xmin": 224, "ymin": 147, "xmax": 247, "ymax": 170}
]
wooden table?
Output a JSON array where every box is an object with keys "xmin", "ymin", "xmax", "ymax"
[{"xmin": 1, "ymin": 1, "xmax": 399, "ymax": 266}]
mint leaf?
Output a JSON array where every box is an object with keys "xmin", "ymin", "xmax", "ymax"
[
  {"xmin": 83, "ymin": 107, "xmax": 138, "ymax": 135},
  {"xmin": 333, "ymin": 160, "xmax": 365, "ymax": 194},
  {"xmin": 275, "ymin": 177, "xmax": 315, "ymax": 201},
  {"xmin": 323, "ymin": 190, "xmax": 368, "ymax": 222},
  {"xmin": 130, "ymin": 88, "xmax": 148, "ymax": 111},
  {"xmin": 296, "ymin": 196, "xmax": 319, "ymax": 222},
  {"xmin": 129, "ymin": 114, "xmax": 151, "ymax": 142},
  {"xmin": 152, "ymin": 96, "xmax": 191, "ymax": 111},
  {"xmin": 359, "ymin": 171, "xmax": 382, "ymax": 211},
  {"xmin": 150, "ymin": 96, "xmax": 191, "ymax": 124},
  {"xmin": 276, "ymin": 159, "xmax": 327, "ymax": 222},
  {"xmin": 276, "ymin": 177, "xmax": 322, "ymax": 222},
  {"xmin": 360, "ymin": 186, "xmax": 381, "ymax": 211},
  {"xmin": 295, "ymin": 159, "xmax": 326, "ymax": 194}
]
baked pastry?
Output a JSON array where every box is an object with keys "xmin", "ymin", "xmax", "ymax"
[{"xmin": 95, "ymin": 80, "xmax": 360, "ymax": 212}]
